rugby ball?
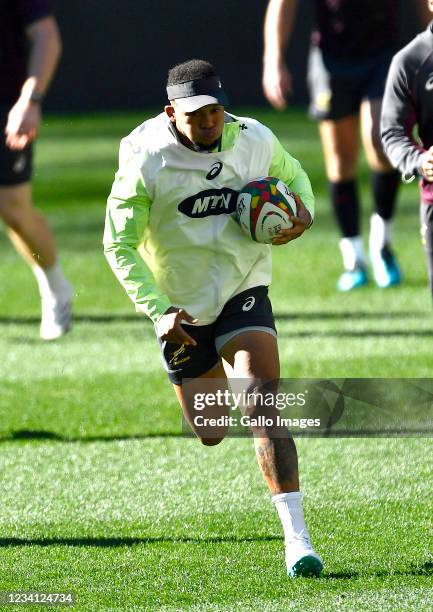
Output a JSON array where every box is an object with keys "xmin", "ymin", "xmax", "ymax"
[{"xmin": 236, "ymin": 177, "xmax": 297, "ymax": 244}]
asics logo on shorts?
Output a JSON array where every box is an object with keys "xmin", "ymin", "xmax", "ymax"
[
  {"xmin": 425, "ymin": 73, "xmax": 433, "ymax": 91},
  {"xmin": 13, "ymin": 155, "xmax": 26, "ymax": 174},
  {"xmin": 206, "ymin": 161, "xmax": 223, "ymax": 180},
  {"xmin": 242, "ymin": 296, "xmax": 256, "ymax": 311}
]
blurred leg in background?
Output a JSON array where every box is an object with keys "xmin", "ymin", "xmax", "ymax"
[
  {"xmin": 361, "ymin": 98, "xmax": 401, "ymax": 289},
  {"xmin": 0, "ymin": 182, "xmax": 72, "ymax": 340}
]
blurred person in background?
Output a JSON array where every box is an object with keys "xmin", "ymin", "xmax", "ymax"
[
  {"xmin": 0, "ymin": 0, "xmax": 72, "ymax": 339},
  {"xmin": 381, "ymin": 1, "xmax": 433, "ymax": 304},
  {"xmin": 263, "ymin": 0, "xmax": 431, "ymax": 291}
]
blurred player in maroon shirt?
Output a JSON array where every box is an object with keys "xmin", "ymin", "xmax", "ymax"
[
  {"xmin": 263, "ymin": 0, "xmax": 431, "ymax": 291},
  {"xmin": 0, "ymin": 0, "xmax": 72, "ymax": 339},
  {"xmin": 382, "ymin": 1, "xmax": 433, "ymax": 304}
]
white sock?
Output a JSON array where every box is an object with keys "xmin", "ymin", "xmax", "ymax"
[
  {"xmin": 272, "ymin": 491, "xmax": 311, "ymax": 546},
  {"xmin": 32, "ymin": 261, "xmax": 71, "ymax": 301},
  {"xmin": 369, "ymin": 213, "xmax": 391, "ymax": 255},
  {"xmin": 339, "ymin": 236, "xmax": 366, "ymax": 271}
]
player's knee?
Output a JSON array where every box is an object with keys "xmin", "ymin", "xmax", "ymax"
[
  {"xmin": 364, "ymin": 132, "xmax": 391, "ymax": 170},
  {"xmin": 325, "ymin": 152, "xmax": 356, "ymax": 181},
  {"xmin": 370, "ymin": 148, "xmax": 393, "ymax": 172},
  {"xmin": 328, "ymin": 163, "xmax": 356, "ymax": 182},
  {"xmin": 0, "ymin": 186, "xmax": 33, "ymax": 227},
  {"xmin": 199, "ymin": 436, "xmax": 225, "ymax": 446},
  {"xmin": 0, "ymin": 202, "xmax": 22, "ymax": 231}
]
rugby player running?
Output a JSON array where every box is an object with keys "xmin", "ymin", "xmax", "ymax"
[{"xmin": 104, "ymin": 59, "xmax": 322, "ymax": 577}]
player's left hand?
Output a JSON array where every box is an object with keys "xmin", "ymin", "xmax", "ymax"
[
  {"xmin": 5, "ymin": 98, "xmax": 41, "ymax": 151},
  {"xmin": 421, "ymin": 146, "xmax": 433, "ymax": 182},
  {"xmin": 271, "ymin": 195, "xmax": 312, "ymax": 245}
]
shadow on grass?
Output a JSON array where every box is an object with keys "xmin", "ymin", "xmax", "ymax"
[
  {"xmin": 0, "ymin": 537, "xmax": 431, "ymax": 579},
  {"xmin": 0, "ymin": 314, "xmax": 145, "ymax": 325},
  {"xmin": 3, "ymin": 425, "xmax": 433, "ymax": 443},
  {"xmin": 278, "ymin": 330, "xmax": 433, "ymax": 338},
  {"xmin": 7, "ymin": 328, "xmax": 433, "ymax": 345},
  {"xmin": 0, "ymin": 430, "xmax": 186, "ymax": 443},
  {"xmin": 324, "ymin": 562, "xmax": 433, "ymax": 579},
  {"xmin": 0, "ymin": 311, "xmax": 429, "ymax": 327},
  {"xmin": 0, "ymin": 535, "xmax": 282, "ymax": 547},
  {"xmin": 3, "ymin": 429, "xmax": 431, "ymax": 444}
]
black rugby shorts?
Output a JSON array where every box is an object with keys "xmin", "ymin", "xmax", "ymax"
[
  {"xmin": 156, "ymin": 285, "xmax": 277, "ymax": 385},
  {"xmin": 307, "ymin": 47, "xmax": 394, "ymax": 121},
  {"xmin": 0, "ymin": 105, "xmax": 33, "ymax": 186}
]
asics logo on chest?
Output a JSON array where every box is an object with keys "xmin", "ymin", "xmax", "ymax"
[
  {"xmin": 178, "ymin": 188, "xmax": 238, "ymax": 218},
  {"xmin": 206, "ymin": 161, "xmax": 223, "ymax": 180}
]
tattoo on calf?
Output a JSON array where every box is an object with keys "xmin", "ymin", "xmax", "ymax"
[{"xmin": 255, "ymin": 436, "xmax": 299, "ymax": 491}]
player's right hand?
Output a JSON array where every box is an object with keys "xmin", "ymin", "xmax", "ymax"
[
  {"xmin": 262, "ymin": 60, "xmax": 292, "ymax": 110},
  {"xmin": 156, "ymin": 307, "xmax": 198, "ymax": 346},
  {"xmin": 5, "ymin": 98, "xmax": 41, "ymax": 151}
]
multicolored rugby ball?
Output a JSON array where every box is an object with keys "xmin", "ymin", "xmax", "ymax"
[{"xmin": 236, "ymin": 176, "xmax": 297, "ymax": 244}]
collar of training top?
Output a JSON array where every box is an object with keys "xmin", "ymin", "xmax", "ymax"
[{"xmin": 166, "ymin": 76, "xmax": 229, "ymax": 111}]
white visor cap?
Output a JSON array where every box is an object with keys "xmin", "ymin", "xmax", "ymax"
[
  {"xmin": 173, "ymin": 94, "xmax": 226, "ymax": 112},
  {"xmin": 166, "ymin": 76, "xmax": 229, "ymax": 112}
]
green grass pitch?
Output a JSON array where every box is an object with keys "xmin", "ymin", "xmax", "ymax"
[{"xmin": 0, "ymin": 109, "xmax": 432, "ymax": 610}]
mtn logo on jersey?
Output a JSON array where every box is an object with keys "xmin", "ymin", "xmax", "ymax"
[
  {"xmin": 178, "ymin": 188, "xmax": 238, "ymax": 218},
  {"xmin": 206, "ymin": 161, "xmax": 223, "ymax": 180},
  {"xmin": 425, "ymin": 73, "xmax": 433, "ymax": 91}
]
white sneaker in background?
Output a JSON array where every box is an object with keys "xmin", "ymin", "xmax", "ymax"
[{"xmin": 40, "ymin": 282, "xmax": 73, "ymax": 340}]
